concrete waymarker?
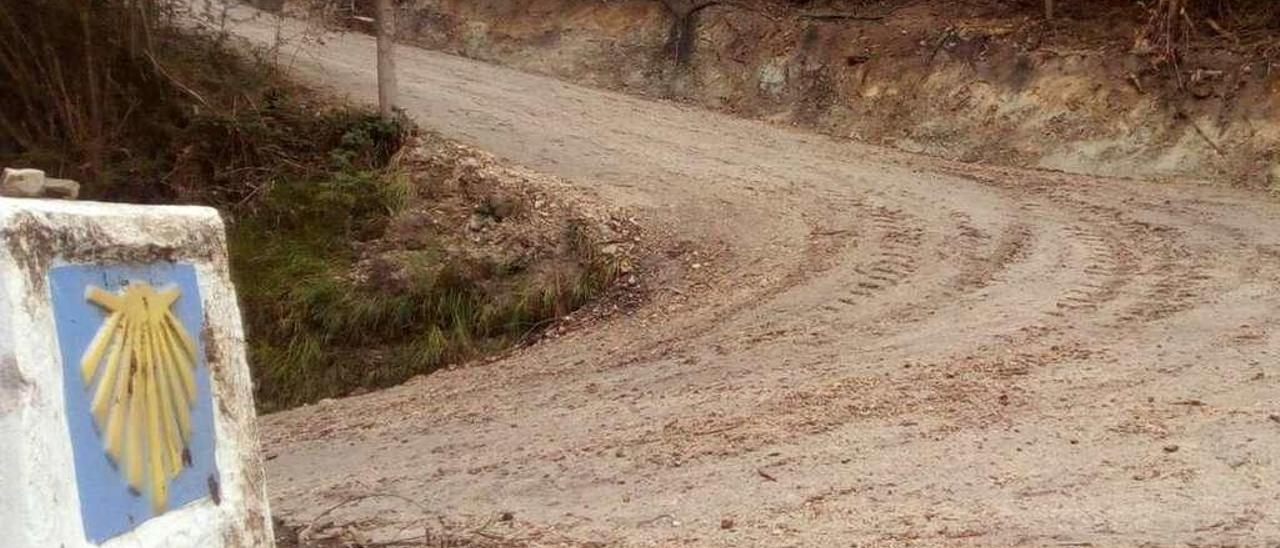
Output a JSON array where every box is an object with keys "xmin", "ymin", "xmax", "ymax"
[{"xmin": 0, "ymin": 198, "xmax": 273, "ymax": 546}]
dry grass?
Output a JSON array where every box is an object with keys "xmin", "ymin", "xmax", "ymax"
[{"xmin": 0, "ymin": 0, "xmax": 207, "ymax": 184}]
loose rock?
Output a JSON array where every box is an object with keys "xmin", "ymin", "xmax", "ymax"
[{"xmin": 1, "ymin": 168, "xmax": 80, "ymax": 200}]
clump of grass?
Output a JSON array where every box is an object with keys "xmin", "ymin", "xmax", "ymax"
[
  {"xmin": 217, "ymin": 109, "xmax": 620, "ymax": 411},
  {"xmin": 236, "ymin": 201, "xmax": 621, "ymax": 410}
]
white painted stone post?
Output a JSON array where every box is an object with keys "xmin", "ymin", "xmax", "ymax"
[{"xmin": 0, "ymin": 198, "xmax": 273, "ymax": 547}]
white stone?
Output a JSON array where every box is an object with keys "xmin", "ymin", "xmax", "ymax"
[
  {"xmin": 1, "ymin": 168, "xmax": 80, "ymax": 199},
  {"xmin": 0, "ymin": 198, "xmax": 272, "ymax": 547},
  {"xmin": 44, "ymin": 176, "xmax": 82, "ymax": 199},
  {"xmin": 1, "ymin": 168, "xmax": 47, "ymax": 197},
  {"xmin": 757, "ymin": 57, "xmax": 789, "ymax": 96}
]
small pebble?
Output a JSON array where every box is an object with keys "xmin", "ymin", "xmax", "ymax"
[
  {"xmin": 1163, "ymin": 445, "xmax": 1179, "ymax": 453},
  {"xmin": 721, "ymin": 517, "xmax": 735, "ymax": 530}
]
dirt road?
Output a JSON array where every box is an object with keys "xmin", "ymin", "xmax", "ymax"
[{"xmin": 224, "ymin": 7, "xmax": 1280, "ymax": 547}]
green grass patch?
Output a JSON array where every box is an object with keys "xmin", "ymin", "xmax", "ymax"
[{"xmin": 214, "ymin": 102, "xmax": 619, "ymax": 411}]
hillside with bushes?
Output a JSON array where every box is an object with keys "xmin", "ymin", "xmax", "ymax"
[{"xmin": 0, "ymin": 0, "xmax": 635, "ymax": 410}]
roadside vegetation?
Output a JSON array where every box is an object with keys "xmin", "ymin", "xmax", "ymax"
[{"xmin": 0, "ymin": 0, "xmax": 625, "ymax": 411}]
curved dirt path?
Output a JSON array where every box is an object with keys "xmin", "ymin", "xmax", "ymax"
[{"xmin": 225, "ymin": 8, "xmax": 1280, "ymax": 547}]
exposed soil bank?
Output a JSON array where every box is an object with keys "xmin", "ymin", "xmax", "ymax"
[{"xmin": 376, "ymin": 0, "xmax": 1280, "ymax": 187}]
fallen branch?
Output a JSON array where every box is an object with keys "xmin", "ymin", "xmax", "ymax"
[
  {"xmin": 799, "ymin": 12, "xmax": 885, "ymax": 22},
  {"xmin": 302, "ymin": 493, "xmax": 430, "ymax": 546},
  {"xmin": 637, "ymin": 513, "xmax": 676, "ymax": 527},
  {"xmin": 811, "ymin": 229, "xmax": 851, "ymax": 237},
  {"xmin": 1127, "ymin": 72, "xmax": 1145, "ymax": 94},
  {"xmin": 1188, "ymin": 121, "xmax": 1224, "ymax": 156},
  {"xmin": 144, "ymin": 50, "xmax": 209, "ymax": 107}
]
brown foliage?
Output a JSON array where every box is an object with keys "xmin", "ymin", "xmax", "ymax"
[{"xmin": 0, "ymin": 1, "xmax": 191, "ymax": 178}]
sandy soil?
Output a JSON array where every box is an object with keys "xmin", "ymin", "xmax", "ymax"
[{"xmin": 221, "ymin": 7, "xmax": 1280, "ymax": 547}]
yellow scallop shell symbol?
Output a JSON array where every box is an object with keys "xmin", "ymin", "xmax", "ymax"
[{"xmin": 81, "ymin": 281, "xmax": 198, "ymax": 514}]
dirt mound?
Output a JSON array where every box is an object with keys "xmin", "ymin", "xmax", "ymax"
[
  {"xmin": 241, "ymin": 129, "xmax": 647, "ymax": 410},
  {"xmin": 360, "ymin": 132, "xmax": 648, "ymax": 336},
  {"xmin": 372, "ymin": 134, "xmax": 641, "ymax": 291}
]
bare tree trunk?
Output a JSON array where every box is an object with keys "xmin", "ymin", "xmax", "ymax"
[
  {"xmin": 375, "ymin": 0, "xmax": 398, "ymax": 120},
  {"xmin": 1166, "ymin": 0, "xmax": 1183, "ymax": 24},
  {"xmin": 1044, "ymin": 0, "xmax": 1055, "ymax": 20},
  {"xmin": 80, "ymin": 3, "xmax": 103, "ymax": 177}
]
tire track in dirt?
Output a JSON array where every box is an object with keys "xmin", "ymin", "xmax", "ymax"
[
  {"xmin": 534, "ymin": 184, "xmax": 1136, "ymax": 465},
  {"xmin": 844, "ymin": 205, "xmax": 924, "ymax": 300}
]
